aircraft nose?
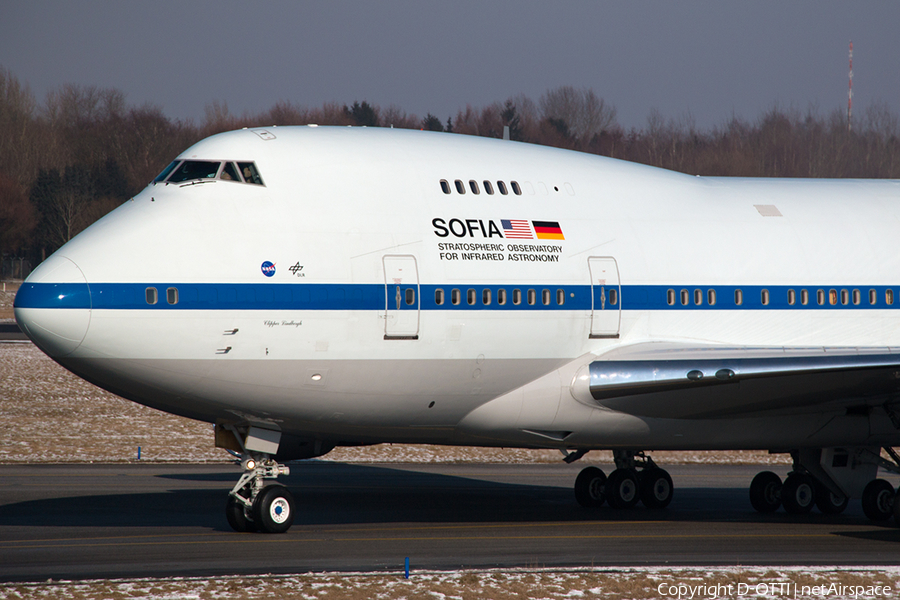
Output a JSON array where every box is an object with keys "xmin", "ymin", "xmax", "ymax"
[{"xmin": 14, "ymin": 255, "xmax": 92, "ymax": 357}]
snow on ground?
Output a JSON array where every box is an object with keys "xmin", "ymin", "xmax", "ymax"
[
  {"xmin": 0, "ymin": 341, "xmax": 789, "ymax": 465},
  {"xmin": 1, "ymin": 567, "xmax": 898, "ymax": 600}
]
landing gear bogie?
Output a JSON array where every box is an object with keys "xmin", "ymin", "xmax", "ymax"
[{"xmin": 573, "ymin": 451, "xmax": 673, "ymax": 511}]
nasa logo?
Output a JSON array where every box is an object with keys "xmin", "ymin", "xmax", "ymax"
[{"xmin": 261, "ymin": 261, "xmax": 276, "ymax": 277}]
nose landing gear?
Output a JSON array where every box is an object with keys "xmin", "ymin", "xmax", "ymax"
[{"xmin": 226, "ymin": 454, "xmax": 294, "ymax": 533}]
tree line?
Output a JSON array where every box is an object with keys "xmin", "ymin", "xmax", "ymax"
[{"xmin": 1, "ymin": 65, "xmax": 899, "ymax": 275}]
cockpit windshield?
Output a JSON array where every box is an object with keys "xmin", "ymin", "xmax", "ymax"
[
  {"xmin": 167, "ymin": 161, "xmax": 220, "ymax": 183},
  {"xmin": 153, "ymin": 160, "xmax": 265, "ymax": 186}
]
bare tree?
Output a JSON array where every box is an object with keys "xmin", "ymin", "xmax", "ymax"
[
  {"xmin": 0, "ymin": 173, "xmax": 35, "ymax": 261},
  {"xmin": 540, "ymin": 86, "xmax": 617, "ymax": 142}
]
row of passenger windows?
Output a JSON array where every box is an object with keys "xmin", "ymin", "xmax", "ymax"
[
  {"xmin": 440, "ymin": 179, "xmax": 521, "ymax": 196},
  {"xmin": 153, "ymin": 160, "xmax": 265, "ymax": 186},
  {"xmin": 146, "ymin": 287, "xmax": 178, "ymax": 305},
  {"xmin": 433, "ymin": 287, "xmax": 597, "ymax": 307},
  {"xmin": 667, "ymin": 287, "xmax": 897, "ymax": 307}
]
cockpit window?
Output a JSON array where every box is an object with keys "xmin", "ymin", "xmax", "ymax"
[
  {"xmin": 153, "ymin": 160, "xmax": 181, "ymax": 183},
  {"xmin": 167, "ymin": 161, "xmax": 220, "ymax": 183},
  {"xmin": 238, "ymin": 162, "xmax": 264, "ymax": 185},
  {"xmin": 220, "ymin": 162, "xmax": 241, "ymax": 182},
  {"xmin": 154, "ymin": 159, "xmax": 265, "ymax": 186}
]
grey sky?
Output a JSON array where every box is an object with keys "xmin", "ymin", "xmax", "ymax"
[{"xmin": 2, "ymin": 1, "xmax": 898, "ymax": 130}]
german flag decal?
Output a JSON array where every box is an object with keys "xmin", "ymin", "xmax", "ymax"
[{"xmin": 532, "ymin": 220, "xmax": 564, "ymax": 240}]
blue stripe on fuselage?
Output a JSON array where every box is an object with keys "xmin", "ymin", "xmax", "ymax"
[{"xmin": 14, "ymin": 282, "xmax": 900, "ymax": 311}]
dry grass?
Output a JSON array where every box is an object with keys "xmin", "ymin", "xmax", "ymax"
[
  {"xmin": 0, "ymin": 342, "xmax": 789, "ymax": 465},
  {"xmin": 1, "ymin": 567, "xmax": 898, "ymax": 600}
]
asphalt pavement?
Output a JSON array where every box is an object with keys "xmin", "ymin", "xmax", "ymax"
[{"xmin": 2, "ymin": 462, "xmax": 899, "ymax": 582}]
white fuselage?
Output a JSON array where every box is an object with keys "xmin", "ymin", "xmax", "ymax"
[{"xmin": 15, "ymin": 127, "xmax": 900, "ymax": 455}]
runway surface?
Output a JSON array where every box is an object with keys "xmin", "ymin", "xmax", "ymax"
[{"xmin": 2, "ymin": 462, "xmax": 899, "ymax": 581}]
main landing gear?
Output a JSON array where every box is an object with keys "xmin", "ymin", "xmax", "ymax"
[
  {"xmin": 573, "ymin": 450, "xmax": 674, "ymax": 510},
  {"xmin": 749, "ymin": 447, "xmax": 900, "ymax": 522},
  {"xmin": 226, "ymin": 454, "xmax": 294, "ymax": 533}
]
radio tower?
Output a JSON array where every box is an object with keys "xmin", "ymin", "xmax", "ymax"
[{"xmin": 848, "ymin": 40, "xmax": 853, "ymax": 132}]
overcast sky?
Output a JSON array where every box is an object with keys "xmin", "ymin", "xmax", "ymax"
[{"xmin": 2, "ymin": 1, "xmax": 898, "ymax": 131}]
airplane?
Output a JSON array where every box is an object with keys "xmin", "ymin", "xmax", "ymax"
[{"xmin": 14, "ymin": 125, "xmax": 900, "ymax": 533}]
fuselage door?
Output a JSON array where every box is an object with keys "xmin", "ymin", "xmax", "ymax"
[
  {"xmin": 383, "ymin": 255, "xmax": 420, "ymax": 340},
  {"xmin": 589, "ymin": 256, "xmax": 621, "ymax": 339}
]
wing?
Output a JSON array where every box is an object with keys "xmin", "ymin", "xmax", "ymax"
[{"xmin": 587, "ymin": 343, "xmax": 900, "ymax": 419}]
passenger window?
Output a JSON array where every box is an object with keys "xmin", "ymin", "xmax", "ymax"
[
  {"xmin": 840, "ymin": 289, "xmax": 849, "ymax": 305},
  {"xmin": 829, "ymin": 289, "xmax": 837, "ymax": 305},
  {"xmin": 237, "ymin": 162, "xmax": 264, "ymax": 185},
  {"xmin": 869, "ymin": 289, "xmax": 877, "ymax": 305},
  {"xmin": 787, "ymin": 289, "xmax": 796, "ymax": 305},
  {"xmin": 801, "ymin": 289, "xmax": 809, "ymax": 305},
  {"xmin": 435, "ymin": 289, "xmax": 444, "ymax": 305},
  {"xmin": 887, "ymin": 290, "xmax": 894, "ymax": 305},
  {"xmin": 852, "ymin": 289, "xmax": 860, "ymax": 305},
  {"xmin": 467, "ymin": 289, "xmax": 476, "ymax": 305},
  {"xmin": 512, "ymin": 288, "xmax": 522, "ymax": 305},
  {"xmin": 451, "ymin": 289, "xmax": 461, "ymax": 305},
  {"xmin": 527, "ymin": 289, "xmax": 536, "ymax": 305},
  {"xmin": 167, "ymin": 160, "xmax": 220, "ymax": 183},
  {"xmin": 761, "ymin": 289, "xmax": 769, "ymax": 306},
  {"xmin": 511, "ymin": 181, "xmax": 522, "ymax": 195},
  {"xmin": 483, "ymin": 181, "xmax": 494, "ymax": 195},
  {"xmin": 667, "ymin": 289, "xmax": 676, "ymax": 306},
  {"xmin": 680, "ymin": 289, "xmax": 689, "ymax": 306},
  {"xmin": 609, "ymin": 289, "xmax": 618, "ymax": 305},
  {"xmin": 166, "ymin": 287, "xmax": 178, "ymax": 305},
  {"xmin": 220, "ymin": 162, "xmax": 240, "ymax": 181},
  {"xmin": 734, "ymin": 289, "xmax": 743, "ymax": 306},
  {"xmin": 817, "ymin": 289, "xmax": 825, "ymax": 305},
  {"xmin": 497, "ymin": 181, "xmax": 508, "ymax": 195},
  {"xmin": 542, "ymin": 289, "xmax": 551, "ymax": 305},
  {"xmin": 469, "ymin": 180, "xmax": 480, "ymax": 194},
  {"xmin": 498, "ymin": 289, "xmax": 507, "ymax": 305},
  {"xmin": 440, "ymin": 180, "xmax": 451, "ymax": 194},
  {"xmin": 707, "ymin": 289, "xmax": 716, "ymax": 306},
  {"xmin": 455, "ymin": 180, "xmax": 465, "ymax": 194},
  {"xmin": 557, "ymin": 289, "xmax": 565, "ymax": 305},
  {"xmin": 146, "ymin": 287, "xmax": 158, "ymax": 305},
  {"xmin": 405, "ymin": 288, "xmax": 415, "ymax": 306},
  {"xmin": 482, "ymin": 289, "xmax": 491, "ymax": 305},
  {"xmin": 694, "ymin": 289, "xmax": 702, "ymax": 305}
]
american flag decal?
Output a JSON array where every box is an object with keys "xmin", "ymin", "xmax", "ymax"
[{"xmin": 501, "ymin": 219, "xmax": 533, "ymax": 239}]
